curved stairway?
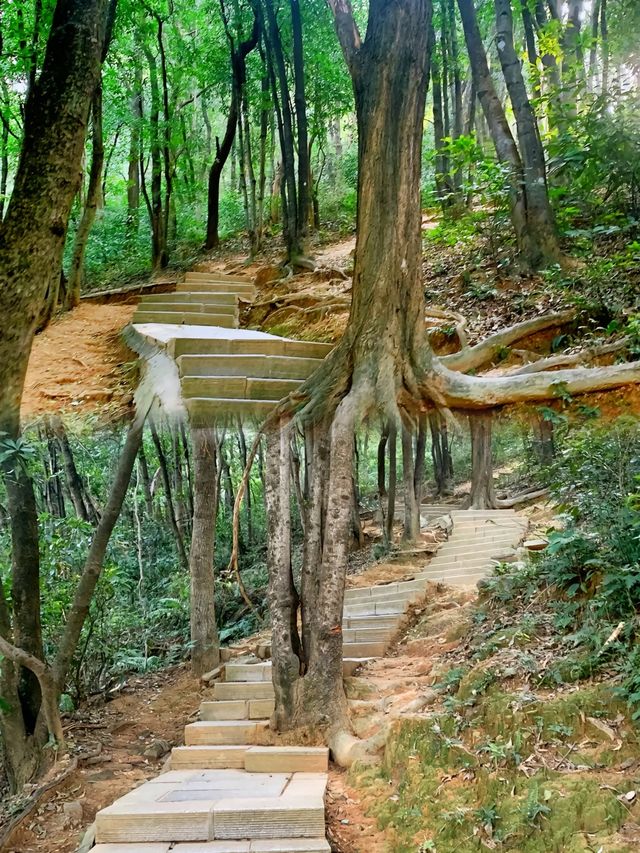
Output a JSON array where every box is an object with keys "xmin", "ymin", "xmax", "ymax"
[{"xmin": 92, "ymin": 508, "xmax": 527, "ymax": 851}]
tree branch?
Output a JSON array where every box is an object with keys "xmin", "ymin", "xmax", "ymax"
[
  {"xmin": 326, "ymin": 0, "xmax": 362, "ymax": 72},
  {"xmin": 507, "ymin": 337, "xmax": 630, "ymax": 375}
]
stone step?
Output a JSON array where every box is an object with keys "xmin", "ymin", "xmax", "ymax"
[
  {"xmin": 225, "ymin": 663, "xmax": 273, "ymax": 682},
  {"xmin": 416, "ymin": 559, "xmax": 500, "ymax": 576},
  {"xmin": 184, "ymin": 271, "xmax": 253, "ymax": 283},
  {"xmin": 342, "ymin": 614, "xmax": 399, "ymax": 629},
  {"xmin": 177, "ymin": 282, "xmax": 256, "ymax": 297},
  {"xmin": 185, "ymin": 720, "xmax": 270, "ymax": 746},
  {"xmin": 200, "ymin": 698, "xmax": 275, "ymax": 721},
  {"xmin": 416, "ymin": 571, "xmax": 488, "ymax": 586},
  {"xmin": 342, "ymin": 626, "xmax": 394, "ymax": 643},
  {"xmin": 181, "ymin": 376, "xmax": 301, "ymax": 401},
  {"xmin": 429, "ymin": 542, "xmax": 517, "ymax": 559},
  {"xmin": 213, "ymin": 682, "xmax": 274, "ymax": 701},
  {"xmin": 93, "ymin": 846, "xmax": 172, "ymax": 853},
  {"xmin": 178, "ymin": 354, "xmax": 322, "ymax": 380},
  {"xmin": 137, "ymin": 302, "xmax": 239, "ymax": 319},
  {"xmin": 342, "ymin": 599, "xmax": 409, "ymax": 617},
  {"xmin": 244, "ymin": 747, "xmax": 328, "ymax": 774},
  {"xmin": 344, "ymin": 579, "xmax": 427, "ymax": 601},
  {"xmin": 96, "ymin": 770, "xmax": 325, "ymax": 843},
  {"xmin": 174, "ymin": 338, "xmax": 333, "ymax": 359},
  {"xmin": 142, "ymin": 293, "xmax": 239, "ymax": 309},
  {"xmin": 171, "ymin": 745, "xmax": 248, "ymax": 770},
  {"xmin": 133, "ymin": 311, "xmax": 237, "ymax": 328},
  {"xmin": 449, "ymin": 509, "xmax": 518, "ymax": 518},
  {"xmin": 186, "ymin": 398, "xmax": 279, "ymax": 424}
]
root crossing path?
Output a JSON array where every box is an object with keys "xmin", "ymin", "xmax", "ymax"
[{"xmin": 92, "ymin": 508, "xmax": 526, "ymax": 851}]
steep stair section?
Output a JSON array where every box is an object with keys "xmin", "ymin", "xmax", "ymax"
[
  {"xmin": 132, "ymin": 272, "xmax": 255, "ymax": 328},
  {"xmin": 126, "ymin": 270, "xmax": 334, "ymax": 423}
]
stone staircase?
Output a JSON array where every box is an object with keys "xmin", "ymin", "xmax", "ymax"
[
  {"xmin": 92, "ymin": 508, "xmax": 526, "ymax": 851},
  {"xmin": 126, "ymin": 270, "xmax": 334, "ymax": 424}
]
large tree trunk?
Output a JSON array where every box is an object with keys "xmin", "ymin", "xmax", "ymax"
[
  {"xmin": 0, "ymin": 0, "xmax": 114, "ymax": 791},
  {"xmin": 189, "ymin": 428, "xmax": 220, "ymax": 677},
  {"xmin": 268, "ymin": 0, "xmax": 433, "ymax": 740}
]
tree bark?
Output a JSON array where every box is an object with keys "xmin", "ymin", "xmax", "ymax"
[
  {"xmin": 468, "ymin": 411, "xmax": 497, "ymax": 509},
  {"xmin": 65, "ymin": 82, "xmax": 104, "ymax": 309},
  {"xmin": 51, "ymin": 415, "xmax": 99, "ymax": 524},
  {"xmin": 494, "ymin": 0, "xmax": 563, "ymax": 268},
  {"xmin": 189, "ymin": 428, "xmax": 220, "ymax": 677}
]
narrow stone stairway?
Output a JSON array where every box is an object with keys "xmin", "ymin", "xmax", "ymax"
[
  {"xmin": 92, "ymin": 508, "xmax": 526, "ymax": 852},
  {"xmin": 125, "ymin": 270, "xmax": 333, "ymax": 422}
]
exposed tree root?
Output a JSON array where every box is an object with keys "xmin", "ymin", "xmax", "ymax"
[
  {"xmin": 441, "ymin": 310, "xmax": 576, "ymax": 373},
  {"xmin": 497, "ymin": 487, "xmax": 549, "ymax": 508},
  {"xmin": 508, "ymin": 337, "xmax": 630, "ymax": 375}
]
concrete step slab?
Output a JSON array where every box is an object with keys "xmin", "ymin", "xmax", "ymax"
[
  {"xmin": 225, "ymin": 663, "xmax": 273, "ymax": 682},
  {"xmin": 96, "ymin": 800, "xmax": 213, "ymax": 843},
  {"xmin": 181, "ymin": 377, "xmax": 302, "ymax": 402},
  {"xmin": 184, "ymin": 271, "xmax": 253, "ymax": 283},
  {"xmin": 343, "ymin": 600, "xmax": 408, "ymax": 617},
  {"xmin": 342, "ymin": 615, "xmax": 399, "ymax": 630},
  {"xmin": 174, "ymin": 338, "xmax": 333, "ymax": 359},
  {"xmin": 93, "ymin": 846, "xmax": 171, "ymax": 853},
  {"xmin": 342, "ymin": 627, "xmax": 394, "ymax": 643},
  {"xmin": 171, "ymin": 746, "xmax": 248, "ymax": 770},
  {"xmin": 139, "ymin": 300, "xmax": 238, "ymax": 317},
  {"xmin": 185, "ymin": 720, "xmax": 269, "ymax": 746},
  {"xmin": 178, "ymin": 354, "xmax": 322, "ymax": 380},
  {"xmin": 133, "ymin": 311, "xmax": 237, "ymax": 328},
  {"xmin": 244, "ymin": 747, "xmax": 328, "ymax": 774},
  {"xmin": 144, "ymin": 292, "xmax": 238, "ymax": 305},
  {"xmin": 213, "ymin": 683, "xmax": 274, "ymax": 701},
  {"xmin": 200, "ymin": 699, "xmax": 275, "ymax": 721},
  {"xmin": 186, "ymin": 398, "xmax": 279, "ymax": 424},
  {"xmin": 212, "ymin": 796, "xmax": 325, "ymax": 840}
]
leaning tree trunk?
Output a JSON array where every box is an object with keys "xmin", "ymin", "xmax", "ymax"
[
  {"xmin": 189, "ymin": 428, "xmax": 220, "ymax": 677},
  {"xmin": 0, "ymin": 0, "xmax": 114, "ymax": 792}
]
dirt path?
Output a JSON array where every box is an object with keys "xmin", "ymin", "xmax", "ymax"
[
  {"xmin": 2, "ymin": 665, "xmax": 202, "ymax": 853},
  {"xmin": 21, "ymin": 303, "xmax": 136, "ymax": 423}
]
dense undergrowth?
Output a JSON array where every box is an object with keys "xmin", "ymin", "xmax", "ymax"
[{"xmin": 353, "ymin": 416, "xmax": 640, "ymax": 851}]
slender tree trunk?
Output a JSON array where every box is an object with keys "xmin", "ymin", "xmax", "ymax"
[
  {"xmin": 150, "ymin": 422, "xmax": 189, "ymax": 570},
  {"xmin": 494, "ymin": 0, "xmax": 563, "ymax": 267},
  {"xmin": 189, "ymin": 428, "xmax": 220, "ymax": 677},
  {"xmin": 290, "ymin": 0, "xmax": 309, "ymax": 258},
  {"xmin": 429, "ymin": 411, "xmax": 454, "ymax": 496},
  {"xmin": 386, "ymin": 422, "xmax": 397, "ymax": 544},
  {"xmin": 51, "ymin": 415, "xmax": 99, "ymax": 524},
  {"xmin": 402, "ymin": 425, "xmax": 420, "ymax": 542},
  {"xmin": 377, "ymin": 423, "xmax": 388, "ymax": 498},
  {"xmin": 468, "ymin": 411, "xmax": 497, "ymax": 509},
  {"xmin": 65, "ymin": 82, "xmax": 104, "ymax": 308},
  {"xmin": 126, "ymin": 65, "xmax": 143, "ymax": 242}
]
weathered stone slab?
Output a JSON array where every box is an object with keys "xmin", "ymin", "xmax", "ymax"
[
  {"xmin": 185, "ymin": 721, "xmax": 260, "ymax": 746},
  {"xmin": 200, "ymin": 700, "xmax": 249, "ymax": 721},
  {"xmin": 133, "ymin": 311, "xmax": 237, "ymax": 328},
  {"xmin": 173, "ymin": 843, "xmax": 250, "ymax": 852},
  {"xmin": 244, "ymin": 747, "xmax": 328, "ymax": 774},
  {"xmin": 93, "ymin": 846, "xmax": 171, "ymax": 853},
  {"xmin": 213, "ymin": 682, "xmax": 274, "ymax": 701},
  {"xmin": 342, "ymin": 641, "xmax": 386, "ymax": 658},
  {"xmin": 96, "ymin": 801, "xmax": 212, "ymax": 843},
  {"xmin": 250, "ymin": 841, "xmax": 330, "ymax": 853},
  {"xmin": 248, "ymin": 699, "xmax": 275, "ymax": 719},
  {"xmin": 225, "ymin": 663, "xmax": 272, "ymax": 683},
  {"xmin": 213, "ymin": 797, "xmax": 324, "ymax": 840},
  {"xmin": 170, "ymin": 746, "xmax": 247, "ymax": 770}
]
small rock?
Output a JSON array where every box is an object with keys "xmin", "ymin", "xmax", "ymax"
[
  {"xmin": 143, "ymin": 738, "xmax": 171, "ymax": 760},
  {"xmin": 523, "ymin": 538, "xmax": 548, "ymax": 551},
  {"xmin": 63, "ymin": 800, "xmax": 84, "ymax": 823}
]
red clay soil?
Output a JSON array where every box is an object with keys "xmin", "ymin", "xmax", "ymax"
[
  {"xmin": 21, "ymin": 303, "xmax": 137, "ymax": 424},
  {"xmin": 1, "ymin": 665, "xmax": 202, "ymax": 853}
]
